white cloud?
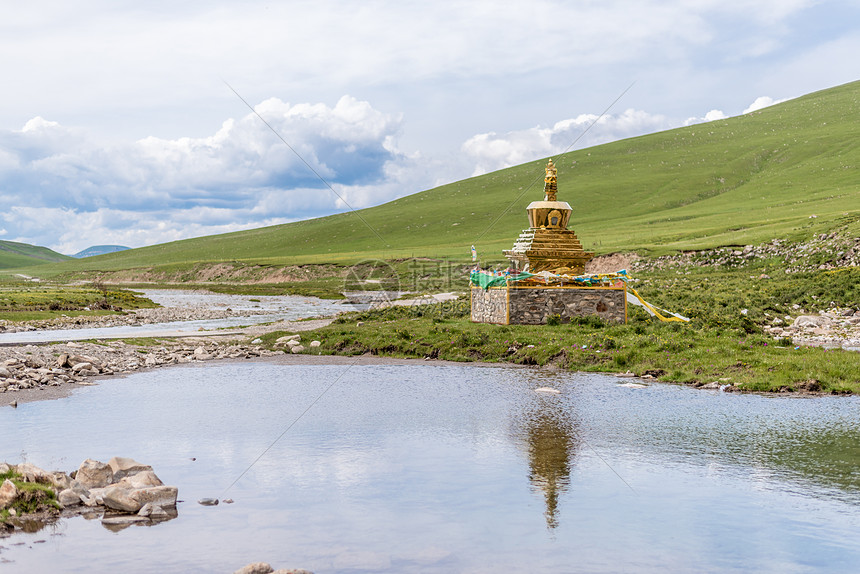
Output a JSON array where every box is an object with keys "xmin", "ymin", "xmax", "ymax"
[
  {"xmin": 684, "ymin": 109, "xmax": 728, "ymax": 126},
  {"xmin": 2, "ymin": 98, "xmax": 685, "ymax": 253},
  {"xmin": 0, "ymin": 0, "xmax": 832, "ymax": 145},
  {"xmin": 463, "ymin": 87, "xmax": 805, "ymax": 177},
  {"xmin": 743, "ymin": 96, "xmax": 789, "ymax": 114},
  {"xmin": 461, "ymin": 108, "xmax": 671, "ymax": 175},
  {"xmin": 685, "ymin": 92, "xmax": 794, "ymax": 125},
  {"xmin": 0, "ymin": 96, "xmax": 419, "ymax": 253},
  {"xmin": 704, "ymin": 110, "xmax": 728, "ymax": 121}
]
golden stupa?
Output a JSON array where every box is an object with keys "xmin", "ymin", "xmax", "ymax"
[{"xmin": 503, "ymin": 159, "xmax": 594, "ymax": 274}]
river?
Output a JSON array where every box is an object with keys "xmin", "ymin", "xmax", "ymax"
[
  {"xmin": 0, "ymin": 290, "xmax": 348, "ymax": 344},
  {"xmin": 1, "ymin": 360, "xmax": 859, "ymax": 573}
]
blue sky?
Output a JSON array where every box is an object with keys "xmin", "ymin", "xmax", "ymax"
[{"xmin": 1, "ymin": 0, "xmax": 858, "ymax": 254}]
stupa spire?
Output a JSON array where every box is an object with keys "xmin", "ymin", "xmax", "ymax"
[
  {"xmin": 544, "ymin": 158, "xmax": 558, "ymax": 202},
  {"xmin": 502, "ymin": 158, "xmax": 594, "ymax": 274}
]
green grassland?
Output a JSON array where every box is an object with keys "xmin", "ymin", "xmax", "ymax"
[
  {"xmin": 7, "ymin": 79, "xmax": 859, "ymax": 281},
  {"xmin": 0, "ymin": 240, "xmax": 71, "ymax": 270},
  {"xmin": 265, "ymin": 262, "xmax": 860, "ymax": 394},
  {"xmin": 0, "ymin": 285, "xmax": 156, "ymax": 321}
]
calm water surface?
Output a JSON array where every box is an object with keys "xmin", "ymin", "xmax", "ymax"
[{"xmin": 1, "ymin": 362, "xmax": 859, "ymax": 573}]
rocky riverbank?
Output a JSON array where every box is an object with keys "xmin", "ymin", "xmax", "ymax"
[
  {"xmin": 0, "ymin": 337, "xmax": 283, "ymax": 405},
  {"xmin": 764, "ymin": 308, "xmax": 860, "ymax": 349},
  {"xmin": 626, "ymin": 233, "xmax": 860, "ymax": 350},
  {"xmin": 0, "ymin": 311, "xmax": 338, "ymax": 406},
  {"xmin": 632, "ymin": 233, "xmax": 860, "ymax": 273}
]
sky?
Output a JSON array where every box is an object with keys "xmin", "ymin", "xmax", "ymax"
[{"xmin": 1, "ymin": 0, "xmax": 859, "ymax": 255}]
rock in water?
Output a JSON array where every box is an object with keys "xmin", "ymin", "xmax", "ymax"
[
  {"xmin": 129, "ymin": 486, "xmax": 178, "ymax": 509},
  {"xmin": 0, "ymin": 479, "xmax": 18, "ymax": 509},
  {"xmin": 102, "ymin": 486, "xmax": 141, "ymax": 512},
  {"xmin": 15, "ymin": 462, "xmax": 53, "ymax": 484},
  {"xmin": 108, "ymin": 456, "xmax": 152, "ymax": 481},
  {"xmin": 76, "ymin": 459, "xmax": 114, "ymax": 488},
  {"xmin": 58, "ymin": 488, "xmax": 83, "ymax": 507},
  {"xmin": 233, "ymin": 563, "xmax": 273, "ymax": 574},
  {"xmin": 198, "ymin": 497, "xmax": 219, "ymax": 506},
  {"xmin": 118, "ymin": 470, "xmax": 163, "ymax": 489},
  {"xmin": 138, "ymin": 502, "xmax": 170, "ymax": 518}
]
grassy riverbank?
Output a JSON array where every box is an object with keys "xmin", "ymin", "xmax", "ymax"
[
  {"xmin": 262, "ymin": 302, "xmax": 859, "ymax": 394},
  {"xmin": 0, "ymin": 468, "xmax": 60, "ymax": 522},
  {"xmin": 3, "ymin": 234, "xmax": 859, "ymax": 395},
  {"xmin": 0, "ymin": 285, "xmax": 156, "ymax": 322},
  {"xmin": 260, "ymin": 263, "xmax": 860, "ymax": 394}
]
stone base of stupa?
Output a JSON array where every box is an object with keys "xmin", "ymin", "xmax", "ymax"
[{"xmin": 470, "ymin": 283, "xmax": 627, "ymax": 325}]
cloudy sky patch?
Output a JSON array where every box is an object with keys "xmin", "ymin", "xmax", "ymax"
[
  {"xmin": 462, "ymin": 109, "xmax": 673, "ymax": 176},
  {"xmin": 1, "ymin": 0, "xmax": 858, "ymax": 253}
]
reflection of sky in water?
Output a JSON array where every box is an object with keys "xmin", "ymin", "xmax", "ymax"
[
  {"xmin": 1, "ymin": 363, "xmax": 860, "ymax": 572},
  {"xmin": 0, "ymin": 290, "xmax": 347, "ymax": 343}
]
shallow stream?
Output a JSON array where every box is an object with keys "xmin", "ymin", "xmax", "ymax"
[
  {"xmin": 0, "ymin": 290, "xmax": 348, "ymax": 344},
  {"xmin": 1, "ymin": 362, "xmax": 859, "ymax": 572}
]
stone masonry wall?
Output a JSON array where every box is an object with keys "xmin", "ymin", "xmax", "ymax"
[
  {"xmin": 471, "ymin": 287, "xmax": 508, "ymax": 324},
  {"xmin": 471, "ymin": 286, "xmax": 626, "ymax": 325},
  {"xmin": 508, "ymin": 286, "xmax": 626, "ymax": 324}
]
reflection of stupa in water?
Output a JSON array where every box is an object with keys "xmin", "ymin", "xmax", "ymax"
[{"xmin": 523, "ymin": 405, "xmax": 579, "ymax": 529}]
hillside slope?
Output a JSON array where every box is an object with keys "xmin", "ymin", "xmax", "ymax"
[
  {"xmin": 16, "ymin": 80, "xmax": 860, "ymax": 276},
  {"xmin": 0, "ymin": 240, "xmax": 72, "ymax": 270}
]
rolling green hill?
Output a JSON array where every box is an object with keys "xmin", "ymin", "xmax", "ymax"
[
  {"xmin": 0, "ymin": 240, "xmax": 72, "ymax": 270},
  {"xmin": 12, "ymin": 80, "xmax": 860, "ymax": 278}
]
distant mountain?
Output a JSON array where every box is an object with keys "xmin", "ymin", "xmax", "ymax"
[
  {"xmin": 71, "ymin": 245, "xmax": 132, "ymax": 258},
  {"xmin": 0, "ymin": 240, "xmax": 72, "ymax": 269}
]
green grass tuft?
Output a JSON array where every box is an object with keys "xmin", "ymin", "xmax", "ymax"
[{"xmin": 0, "ymin": 470, "xmax": 61, "ymax": 521}]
